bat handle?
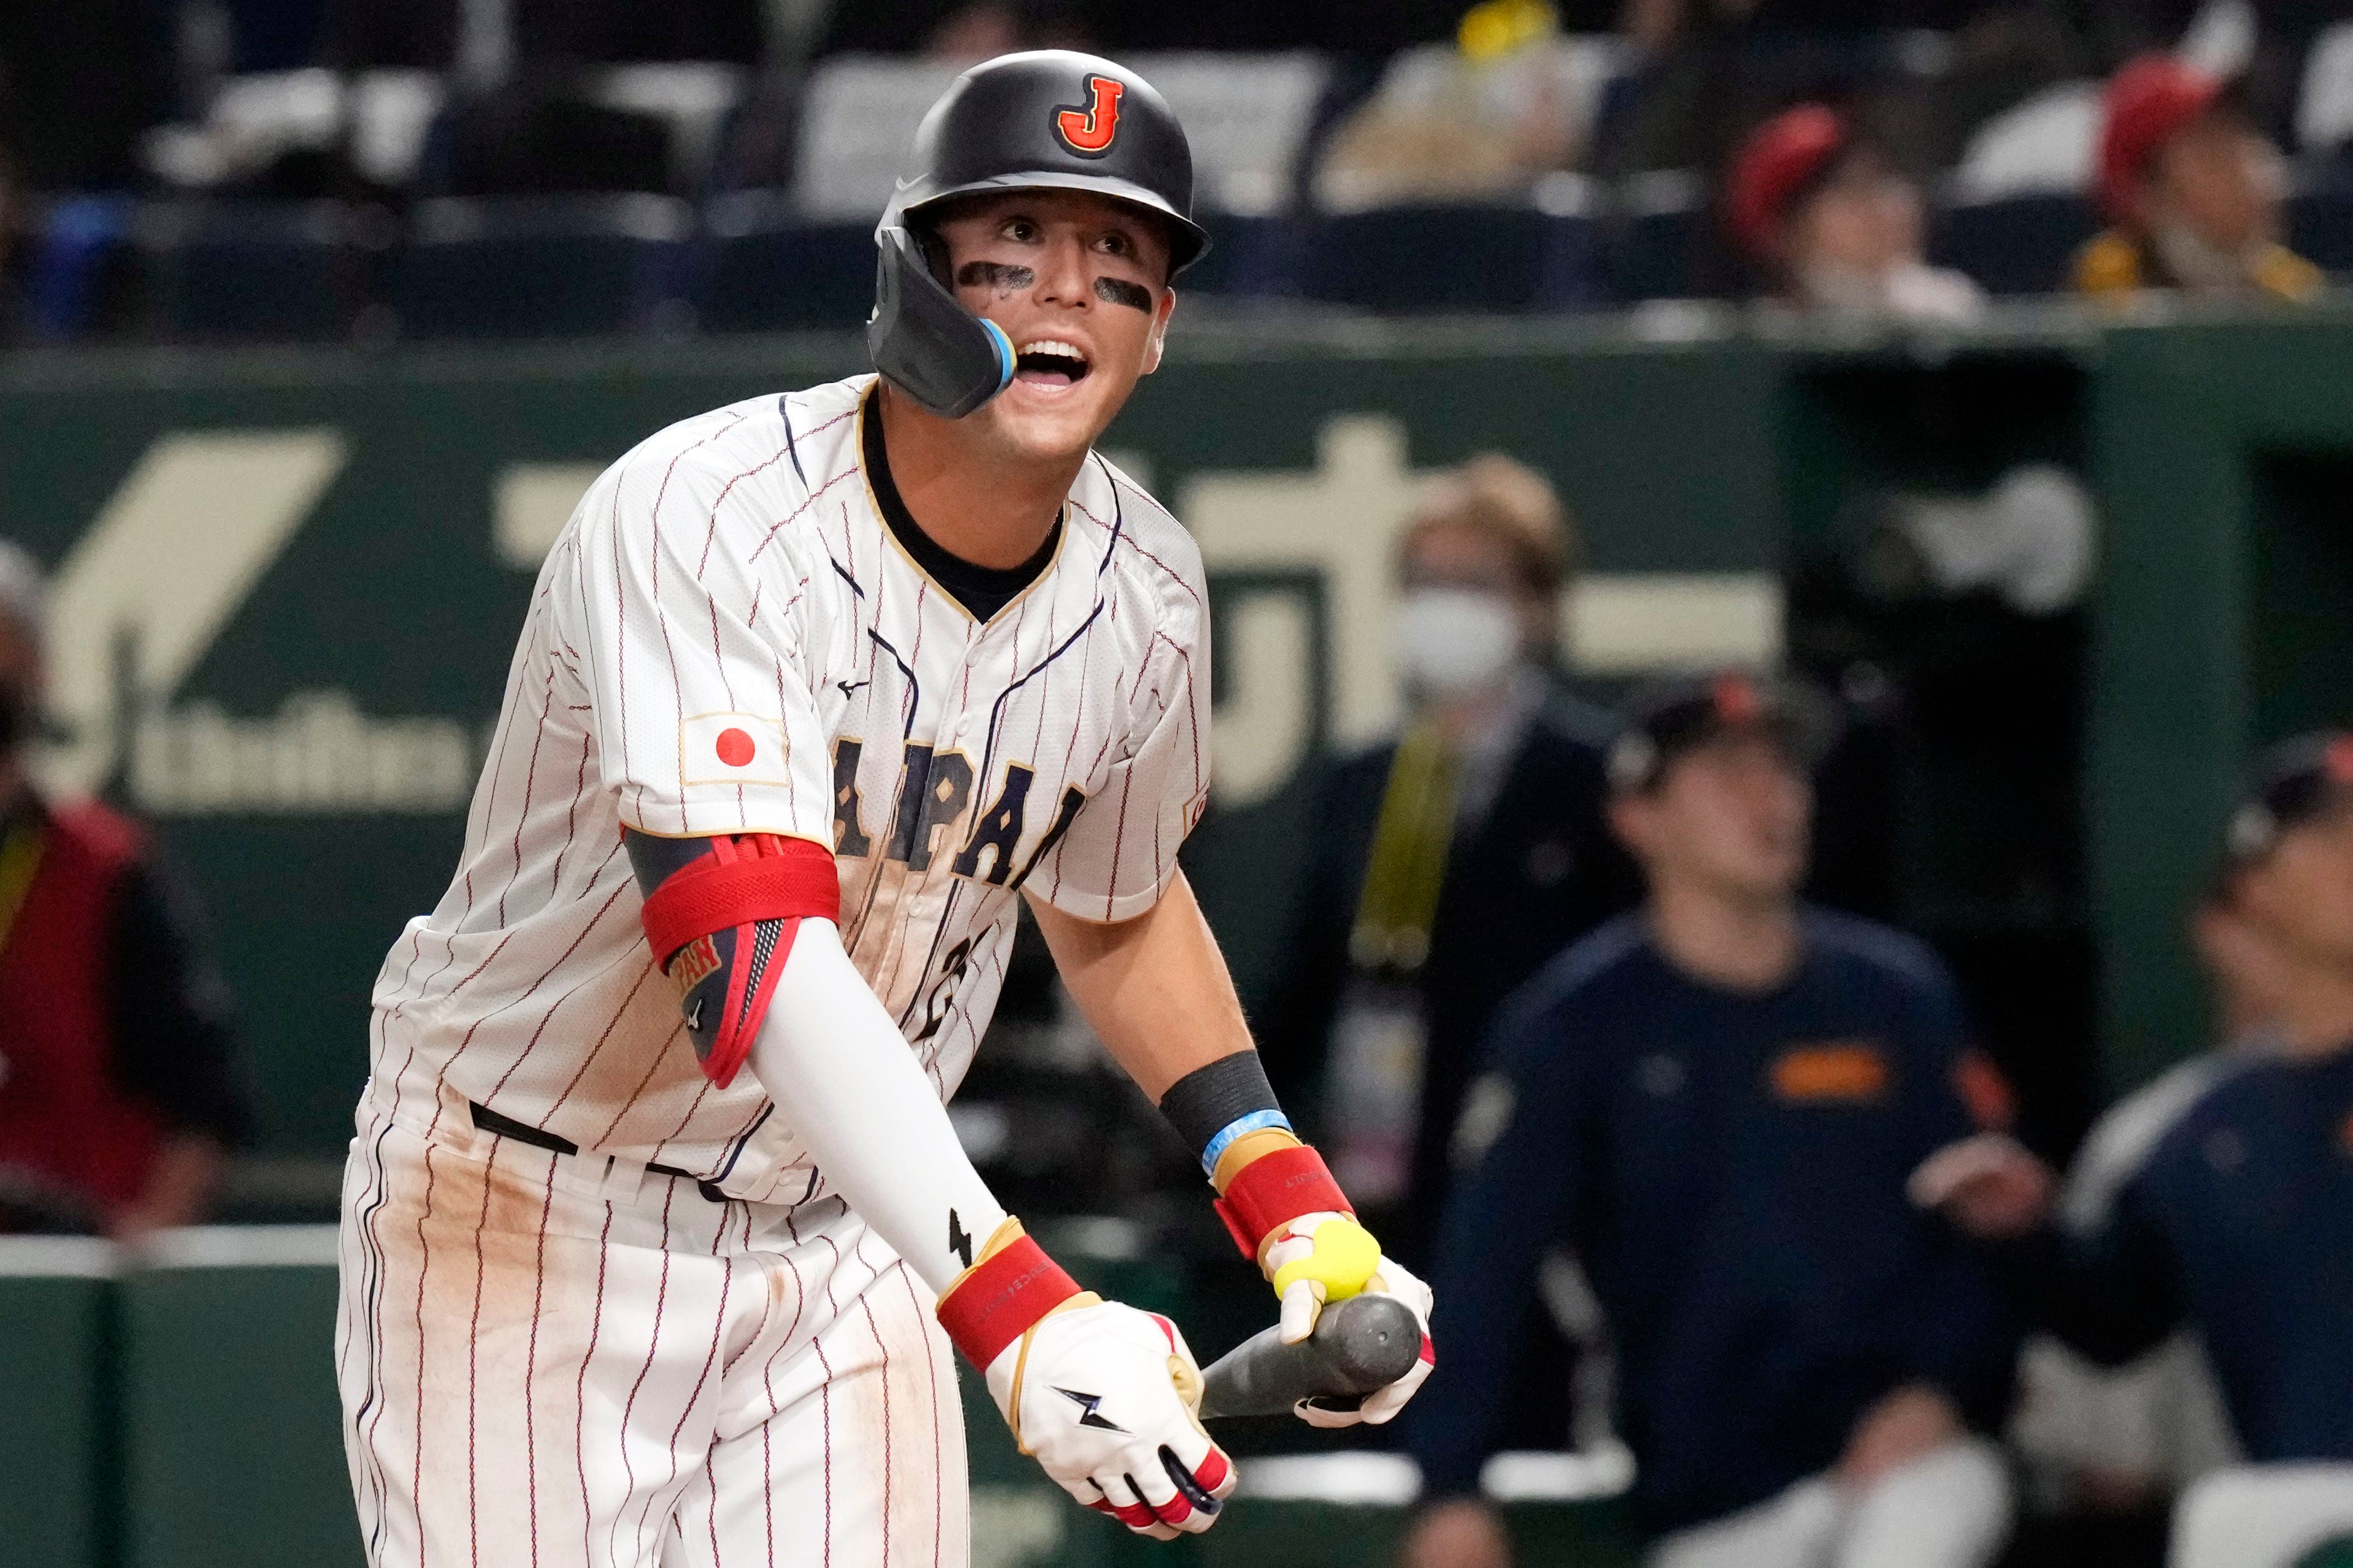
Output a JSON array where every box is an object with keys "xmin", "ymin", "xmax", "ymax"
[{"xmin": 1196, "ymin": 1292, "xmax": 1422, "ymax": 1422}]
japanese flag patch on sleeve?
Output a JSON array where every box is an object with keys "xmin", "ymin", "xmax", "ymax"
[{"xmin": 680, "ymin": 712, "xmax": 792, "ymax": 790}]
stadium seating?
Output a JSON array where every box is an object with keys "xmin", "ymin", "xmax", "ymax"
[
  {"xmin": 1931, "ymin": 193, "xmax": 2100, "ymax": 297},
  {"xmin": 138, "ymin": 199, "xmax": 365, "ymax": 341},
  {"xmin": 387, "ymin": 195, "xmax": 694, "ymax": 339}
]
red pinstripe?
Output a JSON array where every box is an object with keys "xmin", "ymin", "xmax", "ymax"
[
  {"xmin": 496, "ymin": 667, "xmax": 558, "ymax": 928},
  {"xmin": 576, "ymin": 1206, "xmax": 616, "ymax": 1567},
  {"xmin": 466, "ymin": 1137, "xmax": 498, "ymax": 1568},
  {"xmin": 544, "ymin": 958, "xmax": 658, "ymax": 1120},
  {"xmin": 696, "ymin": 445, "xmax": 794, "ymax": 581},
  {"xmin": 548, "ymin": 726, "xmax": 592, "ymax": 895},
  {"xmin": 853, "ymin": 1247, "xmax": 894, "ymax": 1568},
  {"xmin": 750, "ymin": 465, "xmax": 859, "ymax": 563},
  {"xmin": 457, "ymin": 843, "xmax": 632, "ymax": 1085},
  {"xmin": 608, "ymin": 1184, "xmax": 677, "ymax": 1567},
  {"xmin": 643, "ymin": 1252, "xmax": 731, "ymax": 1562},
  {"xmin": 411, "ymin": 1141, "xmax": 442, "ymax": 1568},
  {"xmin": 525, "ymin": 1158, "xmax": 556, "ymax": 1568},
  {"xmin": 890, "ymin": 1262, "xmax": 944, "ymax": 1568},
  {"xmin": 812, "ymin": 1232, "xmax": 847, "ymax": 1568}
]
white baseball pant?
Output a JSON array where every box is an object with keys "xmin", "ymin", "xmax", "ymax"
[{"xmin": 335, "ymin": 1091, "xmax": 967, "ymax": 1568}]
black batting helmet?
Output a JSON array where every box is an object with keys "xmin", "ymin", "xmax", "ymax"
[{"xmin": 868, "ymin": 51, "xmax": 1207, "ymax": 418}]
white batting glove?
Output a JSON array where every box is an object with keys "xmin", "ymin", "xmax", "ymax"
[
  {"xmin": 1258, "ymin": 1211, "xmax": 1437, "ymax": 1428},
  {"xmin": 984, "ymin": 1297, "xmax": 1236, "ymax": 1538}
]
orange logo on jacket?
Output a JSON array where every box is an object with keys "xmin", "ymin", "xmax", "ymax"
[
  {"xmin": 1770, "ymin": 1041, "xmax": 1890, "ymax": 1104},
  {"xmin": 1055, "ymin": 75, "xmax": 1125, "ymax": 156}
]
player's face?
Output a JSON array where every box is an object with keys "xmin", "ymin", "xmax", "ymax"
[
  {"xmin": 1619, "ymin": 732, "xmax": 1811, "ymax": 906},
  {"xmin": 2238, "ymin": 796, "xmax": 2353, "ymax": 966},
  {"xmin": 931, "ymin": 190, "xmax": 1177, "ymax": 463}
]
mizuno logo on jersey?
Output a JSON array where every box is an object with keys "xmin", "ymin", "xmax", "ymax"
[{"xmin": 832, "ymin": 738, "xmax": 1087, "ymax": 889}]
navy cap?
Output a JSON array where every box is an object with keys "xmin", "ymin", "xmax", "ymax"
[
  {"xmin": 1607, "ymin": 670, "xmax": 1837, "ymax": 792},
  {"xmin": 2222, "ymin": 730, "xmax": 2353, "ymax": 865}
]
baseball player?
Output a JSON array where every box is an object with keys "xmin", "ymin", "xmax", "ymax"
[{"xmin": 336, "ymin": 50, "xmax": 1432, "ymax": 1568}]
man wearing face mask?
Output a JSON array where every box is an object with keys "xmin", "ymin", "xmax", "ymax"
[
  {"xmin": 0, "ymin": 540, "xmax": 248, "ymax": 1238},
  {"xmin": 1402, "ymin": 673, "xmax": 2019, "ymax": 1568},
  {"xmin": 1262, "ymin": 454, "xmax": 1639, "ymax": 1274},
  {"xmin": 2075, "ymin": 54, "xmax": 2322, "ymax": 302}
]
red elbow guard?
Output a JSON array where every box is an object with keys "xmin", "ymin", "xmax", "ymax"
[
  {"xmin": 632, "ymin": 832, "xmax": 841, "ymax": 1088},
  {"xmin": 1212, "ymin": 1144, "xmax": 1352, "ymax": 1262}
]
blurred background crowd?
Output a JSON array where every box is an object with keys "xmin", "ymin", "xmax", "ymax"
[
  {"xmin": 4, "ymin": 4, "xmax": 2353, "ymax": 1568},
  {"xmin": 4, "ymin": 0, "xmax": 2353, "ymax": 339}
]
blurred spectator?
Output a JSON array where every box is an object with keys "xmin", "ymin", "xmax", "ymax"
[
  {"xmin": 1263, "ymin": 453, "xmax": 1637, "ymax": 1271},
  {"xmin": 1727, "ymin": 104, "xmax": 1984, "ymax": 320},
  {"xmin": 513, "ymin": 0, "xmax": 762, "ymax": 66},
  {"xmin": 1926, "ymin": 731, "xmax": 2353, "ymax": 1568},
  {"xmin": 0, "ymin": 543, "xmax": 248, "ymax": 1240},
  {"xmin": 1999, "ymin": 878, "xmax": 2264, "ymax": 1547},
  {"xmin": 2075, "ymin": 54, "xmax": 2322, "ymax": 301},
  {"xmin": 1402, "ymin": 672, "xmax": 2020, "ymax": 1568},
  {"xmin": 1313, "ymin": 0, "xmax": 1595, "ymax": 207},
  {"xmin": 818, "ymin": 0, "xmax": 1092, "ymax": 60}
]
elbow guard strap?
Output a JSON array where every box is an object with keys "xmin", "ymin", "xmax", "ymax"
[{"xmin": 625, "ymin": 830, "xmax": 842, "ymax": 1089}]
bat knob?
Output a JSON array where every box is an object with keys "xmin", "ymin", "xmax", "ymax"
[{"xmin": 1196, "ymin": 1292, "xmax": 1423, "ymax": 1421}]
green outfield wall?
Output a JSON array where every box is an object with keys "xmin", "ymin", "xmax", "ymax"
[{"xmin": 2, "ymin": 313, "xmax": 2350, "ymax": 1165}]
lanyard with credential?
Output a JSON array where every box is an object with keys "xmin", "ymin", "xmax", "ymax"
[
  {"xmin": 1347, "ymin": 720, "xmax": 1462, "ymax": 977},
  {"xmin": 0, "ymin": 819, "xmax": 44, "ymax": 958}
]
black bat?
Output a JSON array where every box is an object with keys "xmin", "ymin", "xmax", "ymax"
[{"xmin": 1197, "ymin": 1292, "xmax": 1421, "ymax": 1421}]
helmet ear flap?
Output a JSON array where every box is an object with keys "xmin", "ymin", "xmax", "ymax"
[
  {"xmin": 914, "ymin": 224, "xmax": 954, "ymax": 287},
  {"xmin": 868, "ymin": 225, "xmax": 1016, "ymax": 419}
]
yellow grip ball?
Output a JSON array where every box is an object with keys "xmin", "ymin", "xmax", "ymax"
[{"xmin": 1270, "ymin": 1216, "xmax": 1382, "ymax": 1304}]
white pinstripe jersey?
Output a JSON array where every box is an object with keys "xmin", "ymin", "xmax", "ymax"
[{"xmin": 368, "ymin": 375, "xmax": 1211, "ymax": 1202}]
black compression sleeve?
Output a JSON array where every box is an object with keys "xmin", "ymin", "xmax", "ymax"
[{"xmin": 1158, "ymin": 1049, "xmax": 1290, "ymax": 1172}]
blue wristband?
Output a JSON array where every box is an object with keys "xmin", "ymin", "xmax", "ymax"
[{"xmin": 1201, "ymin": 1109, "xmax": 1294, "ymax": 1178}]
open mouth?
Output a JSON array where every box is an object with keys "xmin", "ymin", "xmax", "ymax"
[{"xmin": 1014, "ymin": 339, "xmax": 1091, "ymax": 388}]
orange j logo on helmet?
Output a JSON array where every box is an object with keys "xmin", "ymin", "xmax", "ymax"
[{"xmin": 1054, "ymin": 75, "xmax": 1125, "ymax": 157}]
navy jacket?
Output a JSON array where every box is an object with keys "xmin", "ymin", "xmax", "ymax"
[
  {"xmin": 1405, "ymin": 910, "xmax": 2018, "ymax": 1531},
  {"xmin": 2010, "ymin": 1043, "xmax": 2353, "ymax": 1462}
]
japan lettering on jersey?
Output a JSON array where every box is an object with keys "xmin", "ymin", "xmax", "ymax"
[{"xmin": 367, "ymin": 376, "xmax": 1209, "ymax": 1203}]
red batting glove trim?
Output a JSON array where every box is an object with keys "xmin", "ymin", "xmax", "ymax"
[
  {"xmin": 639, "ymin": 833, "xmax": 841, "ymax": 965},
  {"xmin": 935, "ymin": 1235, "xmax": 1082, "ymax": 1370},
  {"xmin": 1211, "ymin": 1144, "xmax": 1352, "ymax": 1261}
]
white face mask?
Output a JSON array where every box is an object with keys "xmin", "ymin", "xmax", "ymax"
[{"xmin": 1393, "ymin": 587, "xmax": 1520, "ymax": 699}]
